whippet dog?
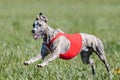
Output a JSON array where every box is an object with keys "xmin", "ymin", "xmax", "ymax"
[{"xmin": 24, "ymin": 13, "xmax": 112, "ymax": 78}]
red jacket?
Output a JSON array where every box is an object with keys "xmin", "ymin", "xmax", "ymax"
[{"xmin": 47, "ymin": 33, "xmax": 82, "ymax": 60}]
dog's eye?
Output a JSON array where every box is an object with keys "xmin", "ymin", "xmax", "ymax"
[
  {"xmin": 37, "ymin": 22, "xmax": 39, "ymax": 25},
  {"xmin": 36, "ymin": 22, "xmax": 41, "ymax": 27}
]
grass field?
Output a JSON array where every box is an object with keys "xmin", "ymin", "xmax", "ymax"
[{"xmin": 0, "ymin": 0, "xmax": 120, "ymax": 80}]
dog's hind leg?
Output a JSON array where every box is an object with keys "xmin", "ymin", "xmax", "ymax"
[
  {"xmin": 94, "ymin": 40, "xmax": 112, "ymax": 79},
  {"xmin": 89, "ymin": 59, "xmax": 96, "ymax": 75},
  {"xmin": 80, "ymin": 47, "xmax": 95, "ymax": 75},
  {"xmin": 96, "ymin": 48, "xmax": 112, "ymax": 76}
]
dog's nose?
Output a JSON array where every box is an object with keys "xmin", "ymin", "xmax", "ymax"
[{"xmin": 31, "ymin": 30, "xmax": 35, "ymax": 33}]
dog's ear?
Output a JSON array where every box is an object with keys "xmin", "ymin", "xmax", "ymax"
[
  {"xmin": 39, "ymin": 12, "xmax": 48, "ymax": 23},
  {"xmin": 36, "ymin": 15, "xmax": 40, "ymax": 20}
]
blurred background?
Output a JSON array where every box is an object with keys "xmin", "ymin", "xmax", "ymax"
[{"xmin": 0, "ymin": 0, "xmax": 120, "ymax": 80}]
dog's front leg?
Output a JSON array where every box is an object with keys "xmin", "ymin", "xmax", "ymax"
[
  {"xmin": 37, "ymin": 46, "xmax": 61, "ymax": 67},
  {"xmin": 24, "ymin": 43, "xmax": 50, "ymax": 65},
  {"xmin": 24, "ymin": 53, "xmax": 42, "ymax": 65}
]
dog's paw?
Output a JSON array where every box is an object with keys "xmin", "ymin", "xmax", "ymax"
[
  {"xmin": 37, "ymin": 63, "xmax": 47, "ymax": 68},
  {"xmin": 24, "ymin": 61, "xmax": 30, "ymax": 65},
  {"xmin": 37, "ymin": 64, "xmax": 43, "ymax": 68}
]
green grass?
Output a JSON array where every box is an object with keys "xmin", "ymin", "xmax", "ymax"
[{"xmin": 0, "ymin": 0, "xmax": 120, "ymax": 80}]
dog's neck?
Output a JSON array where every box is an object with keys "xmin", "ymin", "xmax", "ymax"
[{"xmin": 42, "ymin": 25, "xmax": 59, "ymax": 44}]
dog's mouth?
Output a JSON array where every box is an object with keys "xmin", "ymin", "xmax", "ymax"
[{"xmin": 32, "ymin": 33, "xmax": 41, "ymax": 40}]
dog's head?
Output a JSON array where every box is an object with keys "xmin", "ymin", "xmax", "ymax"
[{"xmin": 31, "ymin": 13, "xmax": 48, "ymax": 40}]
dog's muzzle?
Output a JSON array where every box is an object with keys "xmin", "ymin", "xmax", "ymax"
[{"xmin": 31, "ymin": 30, "xmax": 41, "ymax": 40}]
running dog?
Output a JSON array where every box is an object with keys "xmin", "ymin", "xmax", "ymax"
[{"xmin": 24, "ymin": 13, "xmax": 112, "ymax": 78}]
